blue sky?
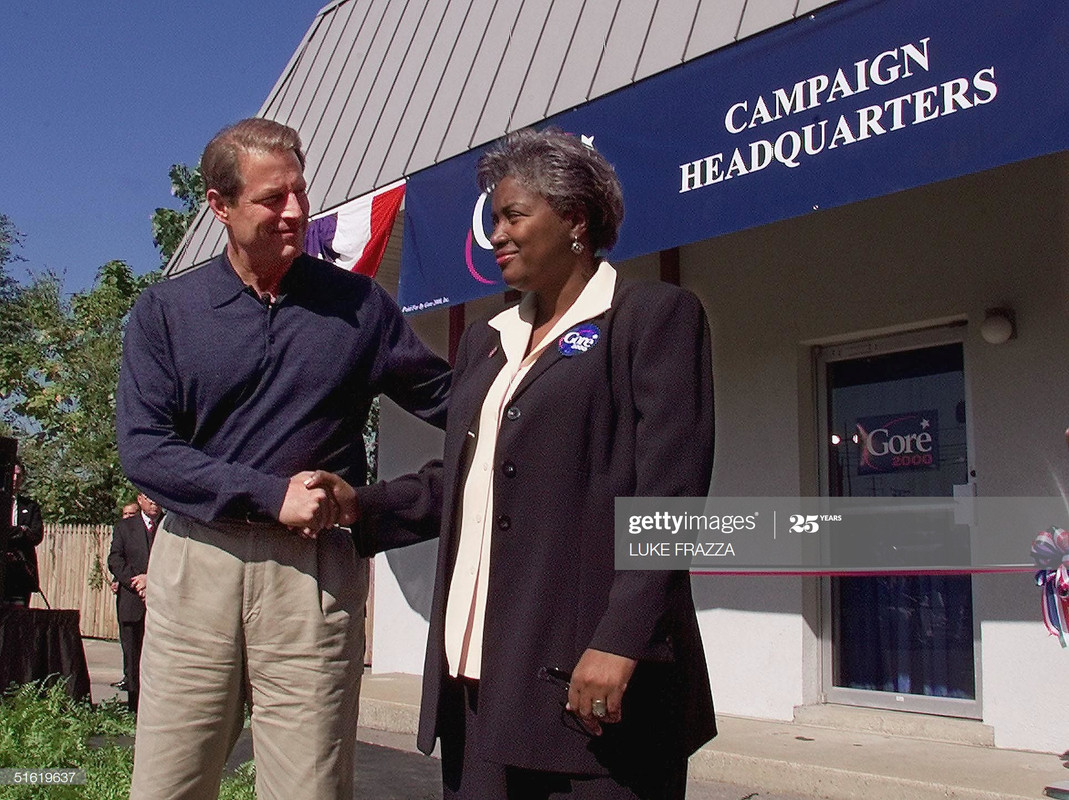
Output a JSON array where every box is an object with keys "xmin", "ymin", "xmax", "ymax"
[{"xmin": 1, "ymin": 1, "xmax": 328, "ymax": 293}]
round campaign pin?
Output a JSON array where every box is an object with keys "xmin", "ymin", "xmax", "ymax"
[{"xmin": 558, "ymin": 323, "xmax": 601, "ymax": 357}]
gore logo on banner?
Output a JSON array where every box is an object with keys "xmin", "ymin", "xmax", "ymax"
[{"xmin": 855, "ymin": 410, "xmax": 939, "ymax": 475}]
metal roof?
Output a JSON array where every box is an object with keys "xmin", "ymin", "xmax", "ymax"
[{"xmin": 168, "ymin": 0, "xmax": 838, "ymax": 275}]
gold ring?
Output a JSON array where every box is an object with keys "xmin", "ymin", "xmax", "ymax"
[{"xmin": 591, "ymin": 698, "xmax": 608, "ymax": 718}]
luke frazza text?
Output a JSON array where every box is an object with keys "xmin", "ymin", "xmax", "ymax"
[
  {"xmin": 679, "ymin": 37, "xmax": 998, "ymax": 192},
  {"xmin": 627, "ymin": 511, "xmax": 757, "ymax": 535},
  {"xmin": 630, "ymin": 540, "xmax": 736, "ymax": 557}
]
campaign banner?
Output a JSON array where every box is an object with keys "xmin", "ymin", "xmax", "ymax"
[
  {"xmin": 855, "ymin": 409, "xmax": 939, "ymax": 475},
  {"xmin": 398, "ymin": 0, "xmax": 1069, "ymax": 313}
]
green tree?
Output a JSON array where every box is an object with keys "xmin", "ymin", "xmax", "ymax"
[
  {"xmin": 0, "ymin": 214, "xmax": 27, "ymax": 436},
  {"xmin": 0, "ymin": 213, "xmax": 23, "ymax": 301},
  {"xmin": 151, "ymin": 163, "xmax": 204, "ymax": 265},
  {"xmin": 0, "ymin": 260, "xmax": 159, "ymax": 522},
  {"xmin": 1, "ymin": 213, "xmax": 24, "ymax": 268}
]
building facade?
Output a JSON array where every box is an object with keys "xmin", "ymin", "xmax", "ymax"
[{"xmin": 169, "ymin": 0, "xmax": 1069, "ymax": 754}]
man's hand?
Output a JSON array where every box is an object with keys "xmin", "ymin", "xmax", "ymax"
[
  {"xmin": 131, "ymin": 574, "xmax": 148, "ymax": 599},
  {"xmin": 302, "ymin": 471, "xmax": 359, "ymax": 526},
  {"xmin": 279, "ymin": 471, "xmax": 342, "ymax": 537},
  {"xmin": 565, "ymin": 648, "xmax": 638, "ymax": 736}
]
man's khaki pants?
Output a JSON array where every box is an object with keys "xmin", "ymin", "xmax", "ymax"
[{"xmin": 129, "ymin": 514, "xmax": 367, "ymax": 800}]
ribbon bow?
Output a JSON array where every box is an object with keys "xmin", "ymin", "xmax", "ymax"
[{"xmin": 1031, "ymin": 526, "xmax": 1069, "ymax": 647}]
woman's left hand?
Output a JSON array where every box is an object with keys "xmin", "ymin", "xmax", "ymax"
[{"xmin": 565, "ymin": 648, "xmax": 638, "ymax": 736}]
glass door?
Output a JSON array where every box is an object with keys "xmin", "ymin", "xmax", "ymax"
[{"xmin": 818, "ymin": 329, "xmax": 979, "ymax": 717}]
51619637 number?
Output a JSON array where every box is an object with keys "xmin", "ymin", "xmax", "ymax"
[{"xmin": 0, "ymin": 769, "xmax": 86, "ymax": 785}]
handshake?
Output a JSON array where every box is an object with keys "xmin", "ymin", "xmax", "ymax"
[{"xmin": 279, "ymin": 470, "xmax": 360, "ymax": 539}]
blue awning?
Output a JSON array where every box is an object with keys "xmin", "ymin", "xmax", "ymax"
[{"xmin": 398, "ymin": 0, "xmax": 1069, "ymax": 313}]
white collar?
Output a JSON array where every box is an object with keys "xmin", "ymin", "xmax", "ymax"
[{"xmin": 489, "ymin": 261, "xmax": 616, "ymax": 365}]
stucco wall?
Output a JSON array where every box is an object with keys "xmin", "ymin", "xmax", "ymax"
[{"xmin": 681, "ymin": 150, "xmax": 1069, "ymax": 749}]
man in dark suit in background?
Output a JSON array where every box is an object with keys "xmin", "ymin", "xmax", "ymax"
[
  {"xmin": 3, "ymin": 459, "xmax": 44, "ymax": 606},
  {"xmin": 109, "ymin": 500, "xmax": 142, "ymax": 691},
  {"xmin": 108, "ymin": 493, "xmax": 160, "ymax": 712}
]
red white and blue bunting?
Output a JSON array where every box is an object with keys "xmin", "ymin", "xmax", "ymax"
[
  {"xmin": 305, "ymin": 180, "xmax": 405, "ymax": 277},
  {"xmin": 1031, "ymin": 527, "xmax": 1069, "ymax": 647}
]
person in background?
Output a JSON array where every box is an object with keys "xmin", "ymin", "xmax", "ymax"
[
  {"xmin": 354, "ymin": 128, "xmax": 717, "ymax": 800},
  {"xmin": 109, "ymin": 499, "xmax": 142, "ymax": 691},
  {"xmin": 116, "ymin": 117, "xmax": 450, "ymax": 800},
  {"xmin": 3, "ymin": 459, "xmax": 43, "ymax": 606},
  {"xmin": 107, "ymin": 493, "xmax": 161, "ymax": 713}
]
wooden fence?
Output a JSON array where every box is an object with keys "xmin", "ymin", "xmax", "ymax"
[
  {"xmin": 26, "ymin": 524, "xmax": 376, "ymax": 661},
  {"xmin": 29, "ymin": 523, "xmax": 118, "ymax": 640}
]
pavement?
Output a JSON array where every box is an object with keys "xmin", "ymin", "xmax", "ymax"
[{"xmin": 83, "ymin": 638, "xmax": 1067, "ymax": 799}]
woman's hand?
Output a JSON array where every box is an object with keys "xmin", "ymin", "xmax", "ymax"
[{"xmin": 565, "ymin": 648, "xmax": 637, "ymax": 736}]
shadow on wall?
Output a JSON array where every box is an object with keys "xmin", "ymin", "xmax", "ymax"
[
  {"xmin": 377, "ymin": 395, "xmax": 447, "ymax": 624},
  {"xmin": 386, "ymin": 538, "xmax": 438, "ymax": 622}
]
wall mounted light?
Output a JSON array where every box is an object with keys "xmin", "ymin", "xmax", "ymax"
[{"xmin": 980, "ymin": 308, "xmax": 1016, "ymax": 344}]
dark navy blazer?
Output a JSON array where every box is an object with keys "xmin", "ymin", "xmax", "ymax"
[{"xmin": 361, "ymin": 278, "xmax": 717, "ymax": 775}]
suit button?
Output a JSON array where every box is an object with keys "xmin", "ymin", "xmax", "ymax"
[
  {"xmin": 505, "ymin": 406, "xmax": 521, "ymax": 421},
  {"xmin": 496, "ymin": 514, "xmax": 511, "ymax": 531},
  {"xmin": 502, "ymin": 461, "xmax": 516, "ymax": 478}
]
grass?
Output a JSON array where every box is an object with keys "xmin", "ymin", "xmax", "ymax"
[{"xmin": 0, "ymin": 681, "xmax": 255, "ymax": 799}]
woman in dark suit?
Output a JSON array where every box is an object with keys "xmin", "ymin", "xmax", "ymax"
[{"xmin": 357, "ymin": 127, "xmax": 716, "ymax": 799}]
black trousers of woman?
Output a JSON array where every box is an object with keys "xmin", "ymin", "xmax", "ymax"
[{"xmin": 439, "ymin": 677, "xmax": 688, "ymax": 800}]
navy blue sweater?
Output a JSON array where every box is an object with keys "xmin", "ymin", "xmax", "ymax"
[{"xmin": 117, "ymin": 253, "xmax": 450, "ymax": 523}]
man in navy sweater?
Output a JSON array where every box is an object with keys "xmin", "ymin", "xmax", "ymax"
[{"xmin": 117, "ymin": 117, "xmax": 449, "ymax": 800}]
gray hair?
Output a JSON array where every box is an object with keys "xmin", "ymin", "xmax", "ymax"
[
  {"xmin": 476, "ymin": 127, "xmax": 624, "ymax": 253},
  {"xmin": 201, "ymin": 117, "xmax": 306, "ymax": 201}
]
